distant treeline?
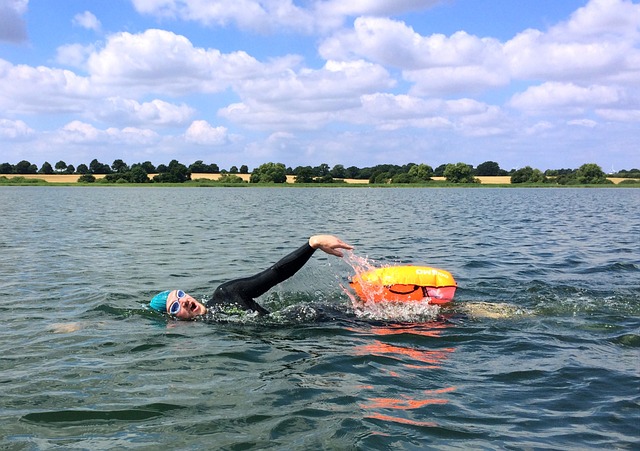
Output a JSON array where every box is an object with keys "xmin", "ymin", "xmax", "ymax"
[{"xmin": 1, "ymin": 158, "xmax": 639, "ymax": 185}]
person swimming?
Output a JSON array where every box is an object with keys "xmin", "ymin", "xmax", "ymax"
[{"xmin": 149, "ymin": 235, "xmax": 353, "ymax": 320}]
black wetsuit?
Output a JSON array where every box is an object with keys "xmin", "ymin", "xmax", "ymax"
[{"xmin": 206, "ymin": 242, "xmax": 316, "ymax": 315}]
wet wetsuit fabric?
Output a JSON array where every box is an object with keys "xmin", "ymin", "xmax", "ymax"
[{"xmin": 207, "ymin": 243, "xmax": 316, "ymax": 315}]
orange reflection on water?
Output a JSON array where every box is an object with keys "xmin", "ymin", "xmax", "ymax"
[
  {"xmin": 351, "ymin": 323, "xmax": 457, "ymax": 429},
  {"xmin": 362, "ymin": 387, "xmax": 455, "ymax": 410},
  {"xmin": 359, "ymin": 341, "xmax": 456, "ymax": 369},
  {"xmin": 366, "ymin": 412, "xmax": 438, "ymax": 428},
  {"xmin": 360, "ymin": 387, "xmax": 456, "ymax": 428}
]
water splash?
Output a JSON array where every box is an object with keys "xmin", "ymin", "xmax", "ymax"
[{"xmin": 341, "ymin": 251, "xmax": 441, "ymax": 322}]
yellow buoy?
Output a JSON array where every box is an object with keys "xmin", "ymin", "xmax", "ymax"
[{"xmin": 350, "ymin": 266, "xmax": 457, "ymax": 304}]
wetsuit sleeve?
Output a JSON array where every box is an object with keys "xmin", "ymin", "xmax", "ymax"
[{"xmin": 207, "ymin": 242, "xmax": 316, "ymax": 315}]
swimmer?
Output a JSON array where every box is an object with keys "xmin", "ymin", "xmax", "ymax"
[{"xmin": 149, "ymin": 235, "xmax": 353, "ymax": 320}]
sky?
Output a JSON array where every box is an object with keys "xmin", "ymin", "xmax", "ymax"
[{"xmin": 0, "ymin": 0, "xmax": 639, "ymax": 172}]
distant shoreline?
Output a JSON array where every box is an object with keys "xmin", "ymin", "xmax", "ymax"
[{"xmin": 3, "ymin": 173, "xmax": 637, "ymax": 185}]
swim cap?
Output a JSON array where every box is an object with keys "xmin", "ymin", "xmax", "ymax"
[{"xmin": 150, "ymin": 290, "xmax": 170, "ymax": 312}]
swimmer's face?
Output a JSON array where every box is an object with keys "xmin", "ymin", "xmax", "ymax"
[{"xmin": 166, "ymin": 290, "xmax": 206, "ymax": 320}]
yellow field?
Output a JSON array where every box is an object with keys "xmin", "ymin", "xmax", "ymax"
[
  {"xmin": 8, "ymin": 173, "xmax": 371, "ymax": 184},
  {"xmin": 6, "ymin": 173, "xmax": 636, "ymax": 184}
]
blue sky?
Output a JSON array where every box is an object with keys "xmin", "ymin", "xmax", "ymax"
[{"xmin": 1, "ymin": 0, "xmax": 638, "ymax": 172}]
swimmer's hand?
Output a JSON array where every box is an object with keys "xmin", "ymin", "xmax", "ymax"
[{"xmin": 309, "ymin": 235, "xmax": 354, "ymax": 258}]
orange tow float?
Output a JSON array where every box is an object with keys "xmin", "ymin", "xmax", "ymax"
[{"xmin": 350, "ymin": 266, "xmax": 457, "ymax": 305}]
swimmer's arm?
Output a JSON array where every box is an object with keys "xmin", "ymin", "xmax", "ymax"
[{"xmin": 210, "ymin": 235, "xmax": 352, "ymax": 306}]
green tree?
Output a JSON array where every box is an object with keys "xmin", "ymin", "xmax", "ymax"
[
  {"xmin": 137, "ymin": 161, "xmax": 156, "ymax": 173},
  {"xmin": 315, "ymin": 163, "xmax": 330, "ymax": 177},
  {"xmin": 575, "ymin": 163, "xmax": 610, "ymax": 184},
  {"xmin": 76, "ymin": 164, "xmax": 89, "ymax": 174},
  {"xmin": 317, "ymin": 174, "xmax": 334, "ymax": 183},
  {"xmin": 391, "ymin": 173, "xmax": 415, "ymax": 183},
  {"xmin": 475, "ymin": 161, "xmax": 502, "ymax": 176},
  {"xmin": 434, "ymin": 164, "xmax": 448, "ymax": 177},
  {"xmin": 39, "ymin": 162, "xmax": 54, "ymax": 174},
  {"xmin": 65, "ymin": 164, "xmax": 75, "ymax": 174},
  {"xmin": 189, "ymin": 160, "xmax": 208, "ymax": 173},
  {"xmin": 330, "ymin": 164, "xmax": 347, "ymax": 179},
  {"xmin": 188, "ymin": 160, "xmax": 219, "ymax": 173},
  {"xmin": 0, "ymin": 163, "xmax": 12, "ymax": 174},
  {"xmin": 104, "ymin": 173, "xmax": 128, "ymax": 183},
  {"xmin": 218, "ymin": 174, "xmax": 245, "ymax": 183},
  {"xmin": 250, "ymin": 162, "xmax": 287, "ymax": 183},
  {"xmin": 240, "ymin": 165, "xmax": 249, "ymax": 174},
  {"xmin": 55, "ymin": 160, "xmax": 67, "ymax": 172},
  {"xmin": 511, "ymin": 166, "xmax": 546, "ymax": 184},
  {"xmin": 112, "ymin": 159, "xmax": 129, "ymax": 173},
  {"xmin": 294, "ymin": 166, "xmax": 314, "ymax": 183},
  {"xmin": 370, "ymin": 171, "xmax": 391, "ymax": 184},
  {"xmin": 614, "ymin": 168, "xmax": 640, "ymax": 178},
  {"xmin": 129, "ymin": 166, "xmax": 149, "ymax": 183},
  {"xmin": 229, "ymin": 166, "xmax": 238, "ymax": 174},
  {"xmin": 408, "ymin": 163, "xmax": 433, "ymax": 181},
  {"xmin": 153, "ymin": 160, "xmax": 191, "ymax": 183},
  {"xmin": 89, "ymin": 159, "xmax": 111, "ymax": 174},
  {"xmin": 444, "ymin": 163, "xmax": 478, "ymax": 183},
  {"xmin": 345, "ymin": 166, "xmax": 360, "ymax": 178},
  {"xmin": 77, "ymin": 174, "xmax": 96, "ymax": 183},
  {"xmin": 15, "ymin": 160, "xmax": 37, "ymax": 174}
]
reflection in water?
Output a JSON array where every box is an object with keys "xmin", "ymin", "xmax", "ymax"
[
  {"xmin": 349, "ymin": 323, "xmax": 457, "ymax": 429},
  {"xmin": 341, "ymin": 249, "xmax": 460, "ymax": 428}
]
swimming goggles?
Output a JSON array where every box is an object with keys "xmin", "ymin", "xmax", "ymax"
[{"xmin": 168, "ymin": 290, "xmax": 186, "ymax": 315}]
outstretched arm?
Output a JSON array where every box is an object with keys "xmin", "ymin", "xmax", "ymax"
[{"xmin": 209, "ymin": 235, "xmax": 353, "ymax": 314}]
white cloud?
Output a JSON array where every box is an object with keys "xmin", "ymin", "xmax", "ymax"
[
  {"xmin": 596, "ymin": 108, "xmax": 640, "ymax": 122},
  {"xmin": 405, "ymin": 66, "xmax": 508, "ymax": 96},
  {"xmin": 106, "ymin": 126, "xmax": 160, "ymax": 144},
  {"xmin": 509, "ymin": 82, "xmax": 622, "ymax": 113},
  {"xmin": 98, "ymin": 97, "xmax": 194, "ymax": 126},
  {"xmin": 56, "ymin": 120, "xmax": 159, "ymax": 145},
  {"xmin": 87, "ymin": 29, "xmax": 266, "ymax": 95},
  {"xmin": 0, "ymin": 58, "xmax": 94, "ymax": 114},
  {"xmin": 131, "ymin": 0, "xmax": 442, "ymax": 34},
  {"xmin": 184, "ymin": 120, "xmax": 228, "ymax": 145},
  {"xmin": 321, "ymin": 19, "xmax": 503, "ymax": 70},
  {"xmin": 0, "ymin": 0, "xmax": 28, "ymax": 42},
  {"xmin": 238, "ymin": 59, "xmax": 393, "ymax": 107},
  {"xmin": 72, "ymin": 11, "xmax": 101, "ymax": 32},
  {"xmin": 568, "ymin": 119, "xmax": 598, "ymax": 128},
  {"xmin": 320, "ymin": 17, "xmax": 509, "ymax": 95},
  {"xmin": 316, "ymin": 92, "xmax": 506, "ymax": 137},
  {"xmin": 504, "ymin": 28, "xmax": 629, "ymax": 81},
  {"xmin": 55, "ymin": 43, "xmax": 96, "ymax": 68},
  {"xmin": 320, "ymin": 0, "xmax": 640, "ymax": 98},
  {"xmin": 505, "ymin": 0, "xmax": 640, "ymax": 83},
  {"xmin": 132, "ymin": 0, "xmax": 315, "ymax": 33},
  {"xmin": 266, "ymin": 131, "xmax": 294, "ymax": 144},
  {"xmin": 220, "ymin": 59, "xmax": 394, "ymax": 129},
  {"xmin": 0, "ymin": 118, "xmax": 34, "ymax": 139},
  {"xmin": 58, "ymin": 120, "xmax": 102, "ymax": 143},
  {"xmin": 524, "ymin": 121, "xmax": 554, "ymax": 135},
  {"xmin": 557, "ymin": 0, "xmax": 640, "ymax": 40},
  {"xmin": 317, "ymin": 0, "xmax": 440, "ymax": 18}
]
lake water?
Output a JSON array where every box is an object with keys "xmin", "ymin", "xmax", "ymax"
[{"xmin": 1, "ymin": 186, "xmax": 638, "ymax": 450}]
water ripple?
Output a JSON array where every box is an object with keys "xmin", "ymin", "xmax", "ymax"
[{"xmin": 1, "ymin": 187, "xmax": 639, "ymax": 449}]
